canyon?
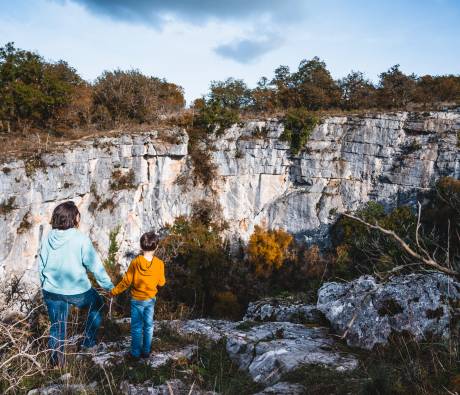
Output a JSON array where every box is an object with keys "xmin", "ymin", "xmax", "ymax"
[{"xmin": 0, "ymin": 111, "xmax": 459, "ymax": 290}]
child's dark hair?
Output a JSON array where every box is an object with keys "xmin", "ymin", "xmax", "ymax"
[
  {"xmin": 51, "ymin": 201, "xmax": 80, "ymax": 230},
  {"xmin": 140, "ymin": 231, "xmax": 159, "ymax": 251}
]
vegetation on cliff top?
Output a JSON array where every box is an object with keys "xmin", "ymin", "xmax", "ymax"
[{"xmin": 1, "ymin": 42, "xmax": 459, "ymax": 159}]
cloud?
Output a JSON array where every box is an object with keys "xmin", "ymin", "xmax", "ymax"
[
  {"xmin": 66, "ymin": 0, "xmax": 306, "ymax": 27},
  {"xmin": 214, "ymin": 35, "xmax": 282, "ymax": 63}
]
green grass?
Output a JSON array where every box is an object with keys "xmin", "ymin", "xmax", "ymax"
[{"xmin": 189, "ymin": 340, "xmax": 263, "ymax": 395}]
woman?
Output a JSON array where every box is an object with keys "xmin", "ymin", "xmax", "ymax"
[{"xmin": 38, "ymin": 201, "xmax": 114, "ymax": 366}]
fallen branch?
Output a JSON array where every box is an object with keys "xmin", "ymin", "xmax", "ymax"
[{"xmin": 341, "ymin": 211, "xmax": 458, "ymax": 277}]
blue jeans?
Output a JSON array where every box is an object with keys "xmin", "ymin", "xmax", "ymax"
[
  {"xmin": 131, "ymin": 298, "xmax": 156, "ymax": 357},
  {"xmin": 43, "ymin": 288, "xmax": 104, "ymax": 365}
]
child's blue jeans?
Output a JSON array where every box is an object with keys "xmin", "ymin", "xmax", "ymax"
[
  {"xmin": 43, "ymin": 288, "xmax": 104, "ymax": 365},
  {"xmin": 130, "ymin": 298, "xmax": 156, "ymax": 357}
]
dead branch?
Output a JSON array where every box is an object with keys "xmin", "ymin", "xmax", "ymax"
[{"xmin": 341, "ymin": 211, "xmax": 458, "ymax": 277}]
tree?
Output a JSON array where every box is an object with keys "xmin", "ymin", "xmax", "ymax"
[
  {"xmin": 291, "ymin": 57, "xmax": 341, "ymax": 110},
  {"xmin": 0, "ymin": 42, "xmax": 82, "ymax": 132},
  {"xmin": 251, "ymin": 76, "xmax": 277, "ymax": 113},
  {"xmin": 414, "ymin": 75, "xmax": 460, "ymax": 106},
  {"xmin": 207, "ymin": 78, "xmax": 252, "ymax": 109},
  {"xmin": 339, "ymin": 70, "xmax": 377, "ymax": 109},
  {"xmin": 378, "ymin": 65, "xmax": 417, "ymax": 108},
  {"xmin": 271, "ymin": 65, "xmax": 297, "ymax": 109}
]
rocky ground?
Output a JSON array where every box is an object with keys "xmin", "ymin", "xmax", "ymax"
[{"xmin": 27, "ymin": 272, "xmax": 460, "ymax": 395}]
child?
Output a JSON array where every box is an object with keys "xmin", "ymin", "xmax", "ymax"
[{"xmin": 110, "ymin": 231, "xmax": 165, "ymax": 359}]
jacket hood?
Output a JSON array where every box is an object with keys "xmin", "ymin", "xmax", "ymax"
[
  {"xmin": 138, "ymin": 256, "xmax": 158, "ymax": 275},
  {"xmin": 47, "ymin": 228, "xmax": 77, "ymax": 250}
]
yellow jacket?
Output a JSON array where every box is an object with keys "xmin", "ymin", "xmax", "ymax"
[{"xmin": 111, "ymin": 255, "xmax": 166, "ymax": 300}]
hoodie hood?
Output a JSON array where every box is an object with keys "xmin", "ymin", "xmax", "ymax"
[
  {"xmin": 47, "ymin": 228, "xmax": 77, "ymax": 250},
  {"xmin": 138, "ymin": 256, "xmax": 158, "ymax": 275}
]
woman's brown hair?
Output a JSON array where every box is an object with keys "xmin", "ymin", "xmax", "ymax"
[{"xmin": 51, "ymin": 201, "xmax": 80, "ymax": 230}]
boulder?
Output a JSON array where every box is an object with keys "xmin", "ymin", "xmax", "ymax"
[
  {"xmin": 317, "ymin": 273, "xmax": 460, "ymax": 349},
  {"xmin": 244, "ymin": 297, "xmax": 322, "ymax": 323},
  {"xmin": 165, "ymin": 319, "xmax": 358, "ymax": 386}
]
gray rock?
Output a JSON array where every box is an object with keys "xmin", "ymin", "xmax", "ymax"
[
  {"xmin": 90, "ymin": 336, "xmax": 197, "ymax": 368},
  {"xmin": 27, "ymin": 382, "xmax": 97, "ymax": 395},
  {"xmin": 254, "ymin": 381, "xmax": 306, "ymax": 395},
  {"xmin": 120, "ymin": 379, "xmax": 217, "ymax": 395},
  {"xmin": 244, "ymin": 298, "xmax": 322, "ymax": 323},
  {"xmin": 165, "ymin": 319, "xmax": 358, "ymax": 386},
  {"xmin": 317, "ymin": 273, "xmax": 460, "ymax": 350}
]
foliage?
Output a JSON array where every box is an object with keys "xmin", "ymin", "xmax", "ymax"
[
  {"xmin": 291, "ymin": 56, "xmax": 341, "ymax": 110},
  {"xmin": 280, "ymin": 108, "xmax": 319, "ymax": 154},
  {"xmin": 104, "ymin": 225, "xmax": 121, "ymax": 280},
  {"xmin": 0, "ymin": 42, "xmax": 83, "ymax": 132},
  {"xmin": 110, "ymin": 169, "xmax": 136, "ymax": 190},
  {"xmin": 283, "ymin": 335, "xmax": 460, "ymax": 394},
  {"xmin": 208, "ymin": 78, "xmax": 252, "ymax": 109},
  {"xmin": 422, "ymin": 177, "xmax": 460, "ymax": 271},
  {"xmin": 190, "ymin": 340, "xmax": 263, "ymax": 394},
  {"xmin": 92, "ymin": 69, "xmax": 184, "ymax": 127},
  {"xmin": 247, "ymin": 225, "xmax": 293, "ymax": 278},
  {"xmin": 338, "ymin": 70, "xmax": 377, "ymax": 109},
  {"xmin": 332, "ymin": 201, "xmax": 417, "ymax": 279},
  {"xmin": 0, "ymin": 196, "xmax": 16, "ymax": 216},
  {"xmin": 157, "ymin": 200, "xmax": 233, "ymax": 315},
  {"xmin": 378, "ymin": 64, "xmax": 417, "ymax": 108},
  {"xmin": 332, "ymin": 179, "xmax": 460, "ymax": 279}
]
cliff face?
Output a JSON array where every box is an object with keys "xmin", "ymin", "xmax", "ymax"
[{"xmin": 1, "ymin": 111, "xmax": 459, "ymax": 287}]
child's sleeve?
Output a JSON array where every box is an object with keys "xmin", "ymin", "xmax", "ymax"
[
  {"xmin": 111, "ymin": 260, "xmax": 135, "ymax": 296},
  {"xmin": 82, "ymin": 236, "xmax": 114, "ymax": 291},
  {"xmin": 158, "ymin": 259, "xmax": 166, "ymax": 287}
]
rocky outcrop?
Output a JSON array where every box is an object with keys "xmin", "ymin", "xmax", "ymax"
[
  {"xmin": 317, "ymin": 273, "xmax": 460, "ymax": 349},
  {"xmin": 0, "ymin": 111, "xmax": 459, "ymax": 288},
  {"xmin": 120, "ymin": 379, "xmax": 217, "ymax": 395},
  {"xmin": 244, "ymin": 297, "xmax": 322, "ymax": 323},
  {"xmin": 164, "ymin": 319, "xmax": 358, "ymax": 386},
  {"xmin": 254, "ymin": 382, "xmax": 306, "ymax": 395}
]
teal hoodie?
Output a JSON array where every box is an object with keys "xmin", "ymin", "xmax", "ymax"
[{"xmin": 38, "ymin": 228, "xmax": 114, "ymax": 295}]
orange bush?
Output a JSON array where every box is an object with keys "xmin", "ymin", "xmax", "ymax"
[{"xmin": 247, "ymin": 225, "xmax": 293, "ymax": 278}]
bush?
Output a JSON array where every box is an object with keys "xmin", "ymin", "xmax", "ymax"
[
  {"xmin": 246, "ymin": 225, "xmax": 293, "ymax": 278},
  {"xmin": 0, "ymin": 42, "xmax": 83, "ymax": 132},
  {"xmin": 280, "ymin": 108, "xmax": 319, "ymax": 154},
  {"xmin": 157, "ymin": 201, "xmax": 233, "ymax": 315},
  {"xmin": 331, "ymin": 201, "xmax": 417, "ymax": 279},
  {"xmin": 207, "ymin": 78, "xmax": 252, "ymax": 110},
  {"xmin": 92, "ymin": 69, "xmax": 184, "ymax": 127},
  {"xmin": 110, "ymin": 169, "xmax": 136, "ymax": 190}
]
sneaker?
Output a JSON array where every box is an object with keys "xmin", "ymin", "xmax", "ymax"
[{"xmin": 141, "ymin": 352, "xmax": 151, "ymax": 359}]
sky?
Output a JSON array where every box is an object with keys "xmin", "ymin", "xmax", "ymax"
[{"xmin": 0, "ymin": 0, "xmax": 459, "ymax": 104}]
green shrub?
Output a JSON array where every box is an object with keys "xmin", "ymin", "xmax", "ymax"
[
  {"xmin": 281, "ymin": 108, "xmax": 319, "ymax": 154},
  {"xmin": 331, "ymin": 201, "xmax": 417, "ymax": 279},
  {"xmin": 0, "ymin": 42, "xmax": 83, "ymax": 132}
]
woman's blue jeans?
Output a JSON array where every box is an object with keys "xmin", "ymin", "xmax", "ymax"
[
  {"xmin": 43, "ymin": 288, "xmax": 104, "ymax": 365},
  {"xmin": 130, "ymin": 298, "xmax": 156, "ymax": 357}
]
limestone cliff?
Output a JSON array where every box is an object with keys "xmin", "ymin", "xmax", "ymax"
[{"xmin": 0, "ymin": 111, "xmax": 459, "ymax": 287}]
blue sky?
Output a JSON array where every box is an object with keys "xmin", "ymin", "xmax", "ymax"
[{"xmin": 1, "ymin": 0, "xmax": 459, "ymax": 103}]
